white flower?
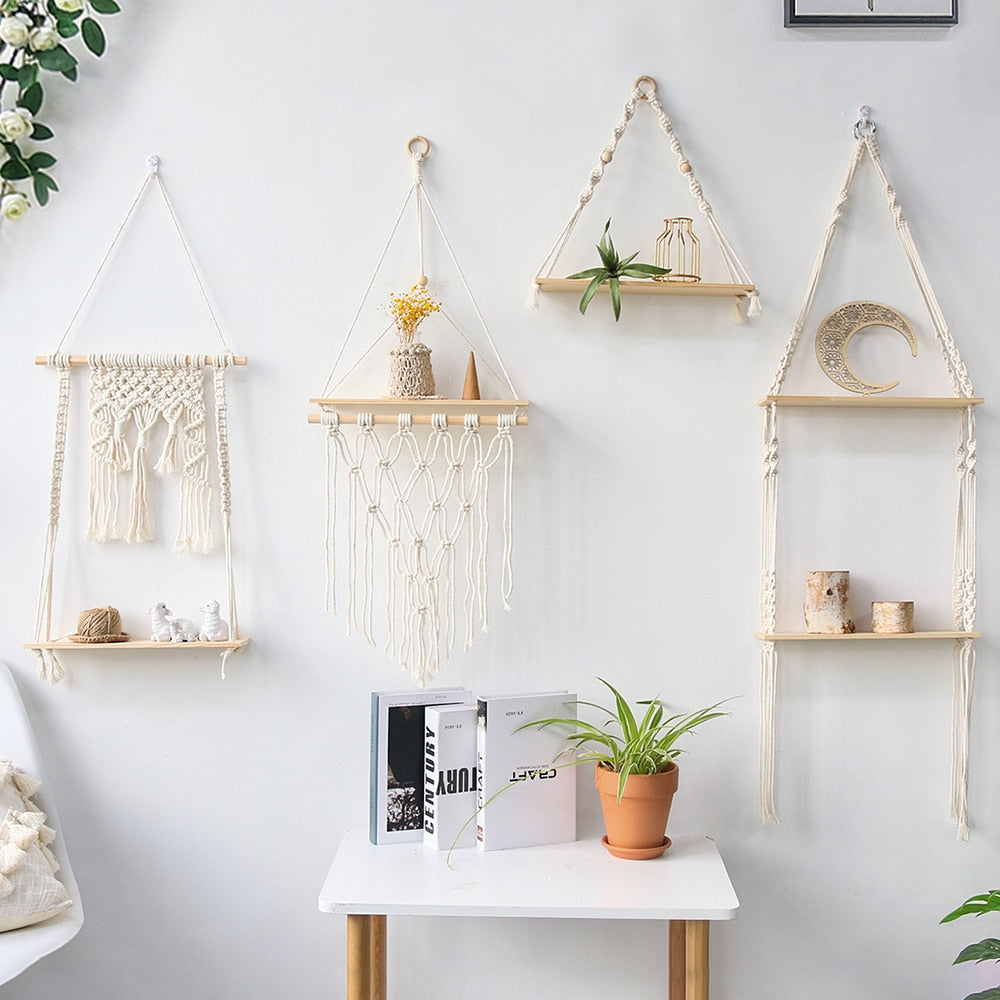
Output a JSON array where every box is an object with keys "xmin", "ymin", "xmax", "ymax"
[
  {"xmin": 1, "ymin": 192, "xmax": 29, "ymax": 221},
  {"xmin": 0, "ymin": 108, "xmax": 32, "ymax": 141},
  {"xmin": 54, "ymin": 0, "xmax": 84, "ymax": 10},
  {"xmin": 28, "ymin": 25, "xmax": 59, "ymax": 51},
  {"xmin": 0, "ymin": 14, "xmax": 31, "ymax": 48}
]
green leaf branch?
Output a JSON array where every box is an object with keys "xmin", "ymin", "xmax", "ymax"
[
  {"xmin": 565, "ymin": 218, "xmax": 669, "ymax": 321},
  {"xmin": 942, "ymin": 889, "xmax": 1000, "ymax": 1000},
  {"xmin": 0, "ymin": 0, "xmax": 120, "ymax": 224}
]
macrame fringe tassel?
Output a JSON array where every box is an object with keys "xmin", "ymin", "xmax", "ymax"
[
  {"xmin": 175, "ymin": 474, "xmax": 213, "ymax": 554},
  {"xmin": 87, "ymin": 452, "xmax": 121, "ymax": 542},
  {"xmin": 759, "ymin": 642, "xmax": 779, "ymax": 825},
  {"xmin": 951, "ymin": 639, "xmax": 974, "ymax": 841}
]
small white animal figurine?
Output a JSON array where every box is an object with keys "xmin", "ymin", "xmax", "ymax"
[
  {"xmin": 198, "ymin": 600, "xmax": 229, "ymax": 642},
  {"xmin": 148, "ymin": 602, "xmax": 173, "ymax": 642},
  {"xmin": 167, "ymin": 615, "xmax": 199, "ymax": 643}
]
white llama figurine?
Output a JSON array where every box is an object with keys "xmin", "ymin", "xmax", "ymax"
[
  {"xmin": 198, "ymin": 600, "xmax": 229, "ymax": 642},
  {"xmin": 148, "ymin": 602, "xmax": 173, "ymax": 642}
]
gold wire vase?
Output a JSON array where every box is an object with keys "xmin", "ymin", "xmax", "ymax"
[{"xmin": 654, "ymin": 217, "xmax": 701, "ymax": 283}]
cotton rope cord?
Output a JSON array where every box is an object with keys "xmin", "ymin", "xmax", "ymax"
[
  {"xmin": 32, "ymin": 354, "xmax": 71, "ymax": 684},
  {"xmin": 324, "ymin": 407, "xmax": 516, "ymax": 685},
  {"xmin": 530, "ymin": 77, "xmax": 760, "ymax": 317},
  {"xmin": 760, "ymin": 111, "xmax": 977, "ymax": 838},
  {"xmin": 34, "ymin": 160, "xmax": 244, "ymax": 683}
]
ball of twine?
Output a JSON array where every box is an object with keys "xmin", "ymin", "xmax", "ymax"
[{"xmin": 69, "ymin": 606, "xmax": 130, "ymax": 643}]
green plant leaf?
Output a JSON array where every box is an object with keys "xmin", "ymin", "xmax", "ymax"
[
  {"xmin": 55, "ymin": 17, "xmax": 80, "ymax": 37},
  {"xmin": 36, "ymin": 45, "xmax": 77, "ymax": 73},
  {"xmin": 31, "ymin": 122, "xmax": 54, "ymax": 140},
  {"xmin": 943, "ymin": 891, "xmax": 1000, "ymax": 923},
  {"xmin": 18, "ymin": 81, "xmax": 43, "ymax": 115},
  {"xmin": 61, "ymin": 64, "xmax": 78, "ymax": 81},
  {"xmin": 26, "ymin": 151, "xmax": 56, "ymax": 169},
  {"xmin": 964, "ymin": 989, "xmax": 1000, "ymax": 1000},
  {"xmin": 81, "ymin": 17, "xmax": 105, "ymax": 56},
  {"xmin": 578, "ymin": 271, "xmax": 608, "ymax": 315},
  {"xmin": 33, "ymin": 170, "xmax": 57, "ymax": 205},
  {"xmin": 90, "ymin": 0, "xmax": 121, "ymax": 12},
  {"xmin": 17, "ymin": 63, "xmax": 38, "ymax": 89},
  {"xmin": 0, "ymin": 64, "xmax": 19, "ymax": 82},
  {"xmin": 1, "ymin": 159, "xmax": 31, "ymax": 180},
  {"xmin": 565, "ymin": 267, "xmax": 607, "ymax": 280},
  {"xmin": 622, "ymin": 263, "xmax": 670, "ymax": 278},
  {"xmin": 955, "ymin": 939, "xmax": 1000, "ymax": 965}
]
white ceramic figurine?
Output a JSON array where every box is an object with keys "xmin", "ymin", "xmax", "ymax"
[
  {"xmin": 198, "ymin": 600, "xmax": 229, "ymax": 642},
  {"xmin": 148, "ymin": 602, "xmax": 173, "ymax": 642},
  {"xmin": 167, "ymin": 615, "xmax": 199, "ymax": 643}
]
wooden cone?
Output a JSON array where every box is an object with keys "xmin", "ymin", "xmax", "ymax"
[{"xmin": 462, "ymin": 352, "xmax": 481, "ymax": 400}]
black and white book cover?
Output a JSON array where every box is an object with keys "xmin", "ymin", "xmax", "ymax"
[
  {"xmin": 423, "ymin": 704, "xmax": 479, "ymax": 851},
  {"xmin": 476, "ymin": 691, "xmax": 577, "ymax": 851},
  {"xmin": 369, "ymin": 688, "xmax": 473, "ymax": 845}
]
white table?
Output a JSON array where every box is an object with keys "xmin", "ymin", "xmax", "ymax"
[{"xmin": 318, "ymin": 831, "xmax": 738, "ymax": 1000}]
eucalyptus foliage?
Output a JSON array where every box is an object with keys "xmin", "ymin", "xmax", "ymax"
[
  {"xmin": 565, "ymin": 219, "xmax": 669, "ymax": 321},
  {"xmin": 519, "ymin": 677, "xmax": 729, "ymax": 803},
  {"xmin": 0, "ymin": 0, "xmax": 120, "ymax": 222},
  {"xmin": 942, "ymin": 890, "xmax": 1000, "ymax": 1000}
]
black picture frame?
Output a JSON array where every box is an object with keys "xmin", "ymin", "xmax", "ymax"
[{"xmin": 785, "ymin": 0, "xmax": 957, "ymax": 26}]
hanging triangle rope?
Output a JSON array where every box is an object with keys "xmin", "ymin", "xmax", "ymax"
[
  {"xmin": 32, "ymin": 156, "xmax": 245, "ymax": 683},
  {"xmin": 311, "ymin": 137, "xmax": 528, "ymax": 686},
  {"xmin": 531, "ymin": 75, "xmax": 760, "ymax": 317},
  {"xmin": 759, "ymin": 108, "xmax": 977, "ymax": 839}
]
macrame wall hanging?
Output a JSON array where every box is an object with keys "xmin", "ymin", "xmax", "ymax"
[
  {"xmin": 758, "ymin": 108, "xmax": 981, "ymax": 839},
  {"xmin": 29, "ymin": 156, "xmax": 248, "ymax": 684},
  {"xmin": 531, "ymin": 75, "xmax": 760, "ymax": 316},
  {"xmin": 309, "ymin": 137, "xmax": 528, "ymax": 686}
]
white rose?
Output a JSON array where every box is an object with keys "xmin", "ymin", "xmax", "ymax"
[
  {"xmin": 0, "ymin": 15, "xmax": 31, "ymax": 48},
  {"xmin": 0, "ymin": 108, "xmax": 32, "ymax": 141},
  {"xmin": 28, "ymin": 25, "xmax": 59, "ymax": 51},
  {"xmin": 54, "ymin": 0, "xmax": 84, "ymax": 10},
  {"xmin": 1, "ymin": 192, "xmax": 29, "ymax": 221}
]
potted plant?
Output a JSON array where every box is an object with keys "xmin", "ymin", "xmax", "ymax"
[
  {"xmin": 386, "ymin": 283, "xmax": 441, "ymax": 397},
  {"xmin": 941, "ymin": 889, "xmax": 1000, "ymax": 999},
  {"xmin": 565, "ymin": 219, "xmax": 669, "ymax": 321},
  {"xmin": 521, "ymin": 678, "xmax": 729, "ymax": 860}
]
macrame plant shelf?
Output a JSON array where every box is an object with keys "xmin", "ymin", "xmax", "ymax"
[
  {"xmin": 531, "ymin": 76, "xmax": 759, "ymax": 313},
  {"xmin": 26, "ymin": 157, "xmax": 249, "ymax": 682},
  {"xmin": 758, "ymin": 109, "xmax": 981, "ymax": 839},
  {"xmin": 310, "ymin": 137, "xmax": 528, "ymax": 686}
]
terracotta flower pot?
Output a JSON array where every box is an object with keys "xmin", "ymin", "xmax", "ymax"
[{"xmin": 595, "ymin": 761, "xmax": 678, "ymax": 860}]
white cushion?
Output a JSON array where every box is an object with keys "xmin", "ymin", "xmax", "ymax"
[{"xmin": 0, "ymin": 760, "xmax": 72, "ymax": 933}]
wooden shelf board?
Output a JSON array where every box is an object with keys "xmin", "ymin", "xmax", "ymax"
[
  {"xmin": 757, "ymin": 631, "xmax": 979, "ymax": 641},
  {"xmin": 759, "ymin": 395, "xmax": 983, "ymax": 409},
  {"xmin": 534, "ymin": 277, "xmax": 754, "ymax": 298},
  {"xmin": 309, "ymin": 398, "xmax": 529, "ymax": 426},
  {"xmin": 24, "ymin": 639, "xmax": 251, "ymax": 652}
]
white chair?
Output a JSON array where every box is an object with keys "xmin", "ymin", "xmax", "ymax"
[{"xmin": 0, "ymin": 662, "xmax": 83, "ymax": 984}]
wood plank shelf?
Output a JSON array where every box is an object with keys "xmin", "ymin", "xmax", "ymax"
[
  {"xmin": 535, "ymin": 277, "xmax": 754, "ymax": 298},
  {"xmin": 24, "ymin": 639, "xmax": 250, "ymax": 652},
  {"xmin": 309, "ymin": 398, "xmax": 529, "ymax": 426},
  {"xmin": 757, "ymin": 631, "xmax": 979, "ymax": 641},
  {"xmin": 759, "ymin": 395, "xmax": 983, "ymax": 409}
]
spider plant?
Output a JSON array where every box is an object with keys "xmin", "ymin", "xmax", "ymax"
[
  {"xmin": 942, "ymin": 889, "xmax": 1000, "ymax": 1000},
  {"xmin": 519, "ymin": 678, "xmax": 730, "ymax": 803},
  {"xmin": 565, "ymin": 219, "xmax": 669, "ymax": 321}
]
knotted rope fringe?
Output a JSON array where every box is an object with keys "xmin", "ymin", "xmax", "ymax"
[
  {"xmin": 760, "ymin": 120, "xmax": 977, "ymax": 837},
  {"xmin": 323, "ymin": 410, "xmax": 516, "ymax": 686},
  {"xmin": 531, "ymin": 79, "xmax": 759, "ymax": 317}
]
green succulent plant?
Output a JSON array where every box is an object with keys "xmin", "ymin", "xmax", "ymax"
[
  {"xmin": 566, "ymin": 219, "xmax": 669, "ymax": 321},
  {"xmin": 942, "ymin": 889, "xmax": 1000, "ymax": 1000}
]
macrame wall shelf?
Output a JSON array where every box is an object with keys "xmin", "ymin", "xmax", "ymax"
[
  {"xmin": 758, "ymin": 109, "xmax": 981, "ymax": 839},
  {"xmin": 25, "ymin": 156, "xmax": 249, "ymax": 682},
  {"xmin": 309, "ymin": 137, "xmax": 528, "ymax": 686},
  {"xmin": 531, "ymin": 76, "xmax": 759, "ymax": 313}
]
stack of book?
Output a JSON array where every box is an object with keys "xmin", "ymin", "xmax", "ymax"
[{"xmin": 369, "ymin": 688, "xmax": 577, "ymax": 851}]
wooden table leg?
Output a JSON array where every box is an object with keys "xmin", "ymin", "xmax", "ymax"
[
  {"xmin": 684, "ymin": 919, "xmax": 709, "ymax": 1000},
  {"xmin": 668, "ymin": 920, "xmax": 686, "ymax": 1000},
  {"xmin": 346, "ymin": 914, "xmax": 387, "ymax": 1000}
]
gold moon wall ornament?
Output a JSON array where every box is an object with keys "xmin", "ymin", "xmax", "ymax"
[{"xmin": 814, "ymin": 301, "xmax": 918, "ymax": 394}]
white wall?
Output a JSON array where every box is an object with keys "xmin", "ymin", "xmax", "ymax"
[{"xmin": 2, "ymin": 1, "xmax": 998, "ymax": 997}]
